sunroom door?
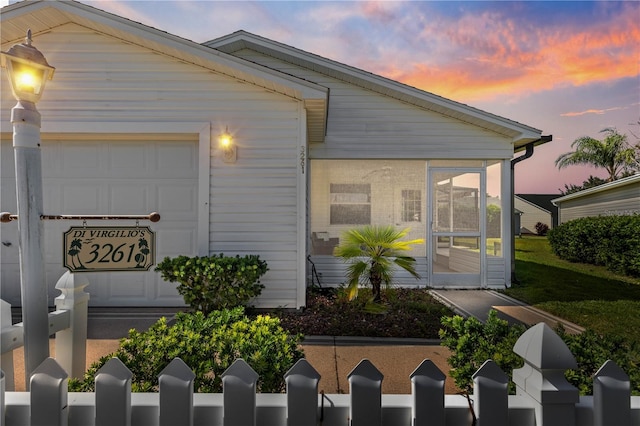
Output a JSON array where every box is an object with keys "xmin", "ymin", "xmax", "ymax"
[{"xmin": 429, "ymin": 169, "xmax": 485, "ymax": 287}]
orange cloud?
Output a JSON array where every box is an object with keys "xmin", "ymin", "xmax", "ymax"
[{"xmin": 379, "ymin": 3, "xmax": 640, "ymax": 103}]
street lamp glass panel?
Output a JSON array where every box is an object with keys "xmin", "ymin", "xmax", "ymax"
[
  {"xmin": 11, "ymin": 60, "xmax": 46, "ymax": 96},
  {"xmin": 1, "ymin": 31, "xmax": 55, "ymax": 103}
]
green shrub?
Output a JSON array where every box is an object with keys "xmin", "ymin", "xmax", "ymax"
[
  {"xmin": 548, "ymin": 215, "xmax": 640, "ymax": 277},
  {"xmin": 69, "ymin": 308, "xmax": 303, "ymax": 393},
  {"xmin": 439, "ymin": 311, "xmax": 640, "ymax": 395},
  {"xmin": 155, "ymin": 254, "xmax": 268, "ymax": 314},
  {"xmin": 557, "ymin": 326, "xmax": 640, "ymax": 395},
  {"xmin": 535, "ymin": 222, "xmax": 549, "ymax": 236},
  {"xmin": 439, "ymin": 311, "xmax": 526, "ymax": 394}
]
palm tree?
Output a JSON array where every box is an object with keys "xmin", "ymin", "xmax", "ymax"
[
  {"xmin": 67, "ymin": 238, "xmax": 85, "ymax": 270},
  {"xmin": 333, "ymin": 225, "xmax": 424, "ymax": 302},
  {"xmin": 555, "ymin": 128, "xmax": 638, "ymax": 182}
]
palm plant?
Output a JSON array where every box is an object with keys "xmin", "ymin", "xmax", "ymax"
[
  {"xmin": 333, "ymin": 225, "xmax": 424, "ymax": 302},
  {"xmin": 555, "ymin": 128, "xmax": 638, "ymax": 181}
]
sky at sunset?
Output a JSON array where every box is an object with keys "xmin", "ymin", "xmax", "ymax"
[{"xmin": 3, "ymin": 0, "xmax": 639, "ymax": 194}]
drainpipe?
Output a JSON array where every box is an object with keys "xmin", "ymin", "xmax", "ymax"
[{"xmin": 510, "ymin": 135, "xmax": 552, "ymax": 284}]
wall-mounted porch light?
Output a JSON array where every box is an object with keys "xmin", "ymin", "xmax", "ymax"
[{"xmin": 219, "ymin": 127, "xmax": 236, "ymax": 163}]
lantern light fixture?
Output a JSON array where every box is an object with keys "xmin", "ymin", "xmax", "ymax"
[
  {"xmin": 220, "ymin": 126, "xmax": 237, "ymax": 163},
  {"xmin": 1, "ymin": 29, "xmax": 55, "ymax": 103}
]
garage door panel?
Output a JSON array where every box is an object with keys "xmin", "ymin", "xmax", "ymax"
[
  {"xmin": 157, "ymin": 143, "xmax": 197, "ymax": 177},
  {"xmin": 60, "ymin": 143, "xmax": 103, "ymax": 175},
  {"xmin": 108, "ymin": 143, "xmax": 148, "ymax": 172},
  {"xmin": 107, "ymin": 272, "xmax": 148, "ymax": 299},
  {"xmin": 158, "ymin": 184, "xmax": 197, "ymax": 218},
  {"xmin": 62, "ymin": 183, "xmax": 103, "ymax": 212},
  {"xmin": 157, "ymin": 227, "xmax": 197, "ymax": 257},
  {"xmin": 110, "ymin": 184, "xmax": 150, "ymax": 211}
]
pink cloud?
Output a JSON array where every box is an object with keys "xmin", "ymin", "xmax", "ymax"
[
  {"xmin": 379, "ymin": 4, "xmax": 640, "ymax": 103},
  {"xmin": 561, "ymin": 107, "xmax": 626, "ymax": 117}
]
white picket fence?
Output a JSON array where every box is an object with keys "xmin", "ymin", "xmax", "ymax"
[
  {"xmin": 1, "ymin": 321, "xmax": 639, "ymax": 426},
  {"xmin": 1, "ymin": 272, "xmax": 89, "ymax": 391},
  {"xmin": 1, "ymin": 273, "xmax": 638, "ymax": 425}
]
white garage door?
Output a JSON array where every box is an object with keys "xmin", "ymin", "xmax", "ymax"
[{"xmin": 1, "ymin": 136, "xmax": 198, "ymax": 306}]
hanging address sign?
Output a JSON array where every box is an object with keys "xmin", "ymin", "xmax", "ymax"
[{"xmin": 63, "ymin": 226, "xmax": 156, "ymax": 272}]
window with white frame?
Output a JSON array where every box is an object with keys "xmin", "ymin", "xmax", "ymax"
[{"xmin": 401, "ymin": 189, "xmax": 421, "ymax": 222}]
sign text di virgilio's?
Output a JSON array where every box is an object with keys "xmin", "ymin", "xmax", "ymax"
[{"xmin": 63, "ymin": 226, "xmax": 156, "ymax": 272}]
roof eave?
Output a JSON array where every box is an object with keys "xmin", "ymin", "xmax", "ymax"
[
  {"xmin": 1, "ymin": 1, "xmax": 329, "ymax": 143},
  {"xmin": 208, "ymin": 31, "xmax": 543, "ymax": 142}
]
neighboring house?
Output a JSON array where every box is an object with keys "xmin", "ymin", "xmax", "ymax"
[
  {"xmin": 514, "ymin": 194, "xmax": 559, "ymax": 233},
  {"xmin": 552, "ymin": 174, "xmax": 640, "ymax": 224},
  {"xmin": 1, "ymin": 1, "xmax": 548, "ymax": 308}
]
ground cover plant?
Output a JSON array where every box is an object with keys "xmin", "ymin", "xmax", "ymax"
[
  {"xmin": 505, "ymin": 236, "xmax": 640, "ymax": 345},
  {"xmin": 272, "ymin": 287, "xmax": 452, "ymax": 339}
]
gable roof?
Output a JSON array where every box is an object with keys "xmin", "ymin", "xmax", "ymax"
[
  {"xmin": 1, "ymin": 0, "xmax": 328, "ymax": 143},
  {"xmin": 207, "ymin": 30, "xmax": 544, "ymax": 149},
  {"xmin": 552, "ymin": 174, "xmax": 640, "ymax": 205},
  {"xmin": 515, "ymin": 194, "xmax": 560, "ymax": 215}
]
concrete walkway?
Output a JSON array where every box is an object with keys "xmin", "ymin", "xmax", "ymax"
[{"xmin": 430, "ymin": 289, "xmax": 584, "ymax": 334}]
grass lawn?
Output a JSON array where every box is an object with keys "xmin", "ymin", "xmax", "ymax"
[{"xmin": 504, "ymin": 236, "xmax": 640, "ymax": 345}]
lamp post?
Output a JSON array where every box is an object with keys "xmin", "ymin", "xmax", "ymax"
[{"xmin": 1, "ymin": 29, "xmax": 55, "ymax": 389}]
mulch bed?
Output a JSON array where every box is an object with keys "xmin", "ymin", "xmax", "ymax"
[{"xmin": 267, "ymin": 288, "xmax": 453, "ymax": 339}]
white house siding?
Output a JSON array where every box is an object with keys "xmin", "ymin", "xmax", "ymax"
[
  {"xmin": 227, "ymin": 49, "xmax": 515, "ymax": 160},
  {"xmin": 227, "ymin": 48, "xmax": 514, "ymax": 289},
  {"xmin": 514, "ymin": 197, "xmax": 552, "ymax": 233},
  {"xmin": 1, "ymin": 25, "xmax": 305, "ymax": 308},
  {"xmin": 556, "ymin": 179, "xmax": 640, "ymax": 224}
]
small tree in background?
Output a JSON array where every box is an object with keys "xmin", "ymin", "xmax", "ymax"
[
  {"xmin": 535, "ymin": 222, "xmax": 549, "ymax": 236},
  {"xmin": 333, "ymin": 225, "xmax": 423, "ymax": 302}
]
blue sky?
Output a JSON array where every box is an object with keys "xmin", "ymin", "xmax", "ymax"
[{"xmin": 3, "ymin": 0, "xmax": 639, "ymax": 193}]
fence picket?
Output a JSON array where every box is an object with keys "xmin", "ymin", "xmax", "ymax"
[
  {"xmin": 30, "ymin": 358, "xmax": 68, "ymax": 426},
  {"xmin": 284, "ymin": 359, "xmax": 320, "ymax": 426},
  {"xmin": 473, "ymin": 360, "xmax": 508, "ymax": 426},
  {"xmin": 222, "ymin": 358, "xmax": 258, "ymax": 426},
  {"xmin": 159, "ymin": 358, "xmax": 195, "ymax": 426},
  {"xmin": 348, "ymin": 359, "xmax": 383, "ymax": 426},
  {"xmin": 410, "ymin": 359, "xmax": 445, "ymax": 426},
  {"xmin": 95, "ymin": 357, "xmax": 132, "ymax": 426},
  {"xmin": 593, "ymin": 360, "xmax": 631, "ymax": 426}
]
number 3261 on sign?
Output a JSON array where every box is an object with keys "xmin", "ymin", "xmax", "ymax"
[{"xmin": 63, "ymin": 226, "xmax": 156, "ymax": 272}]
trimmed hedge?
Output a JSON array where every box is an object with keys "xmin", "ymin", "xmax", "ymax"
[
  {"xmin": 155, "ymin": 254, "xmax": 268, "ymax": 315},
  {"xmin": 548, "ymin": 214, "xmax": 640, "ymax": 277},
  {"xmin": 69, "ymin": 308, "xmax": 303, "ymax": 393},
  {"xmin": 439, "ymin": 311, "xmax": 640, "ymax": 395}
]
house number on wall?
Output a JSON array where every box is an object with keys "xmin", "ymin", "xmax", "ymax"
[{"xmin": 63, "ymin": 226, "xmax": 156, "ymax": 272}]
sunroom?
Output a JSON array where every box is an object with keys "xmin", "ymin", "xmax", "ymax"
[{"xmin": 308, "ymin": 159, "xmax": 506, "ymax": 289}]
